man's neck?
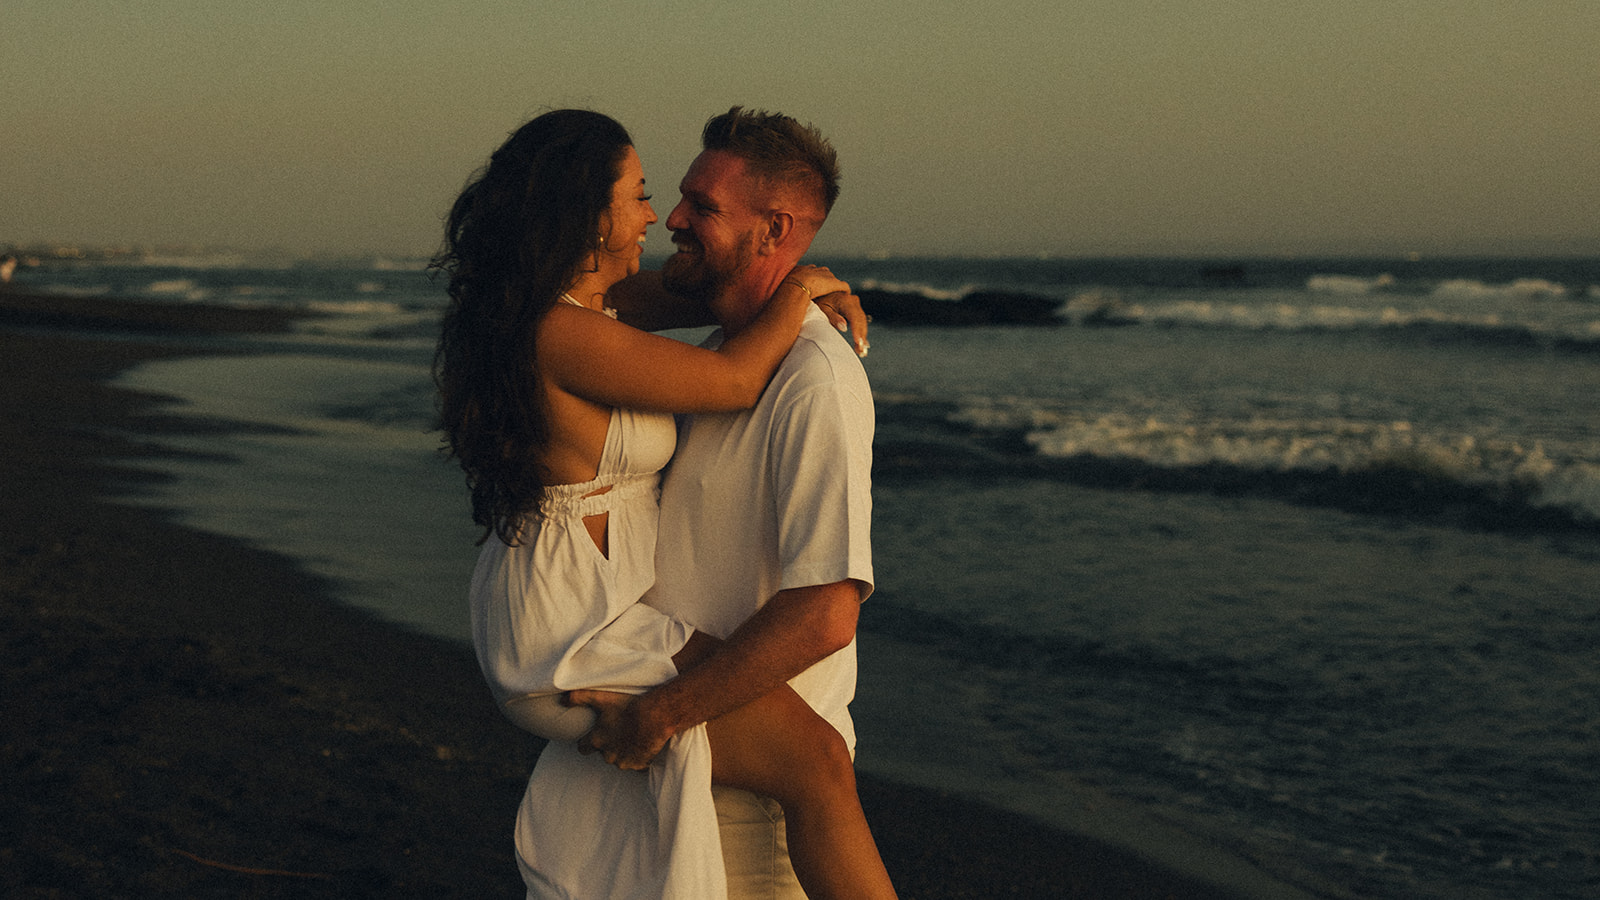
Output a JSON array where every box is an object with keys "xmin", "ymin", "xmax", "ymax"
[{"xmin": 715, "ymin": 264, "xmax": 793, "ymax": 337}]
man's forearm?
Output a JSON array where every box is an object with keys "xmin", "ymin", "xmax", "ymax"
[{"xmin": 637, "ymin": 581, "xmax": 862, "ymax": 743}]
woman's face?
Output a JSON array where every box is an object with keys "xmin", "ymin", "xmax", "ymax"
[{"xmin": 599, "ymin": 146, "xmax": 657, "ymax": 279}]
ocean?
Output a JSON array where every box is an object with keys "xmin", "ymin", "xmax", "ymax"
[{"xmin": 15, "ymin": 251, "xmax": 1599, "ymax": 899}]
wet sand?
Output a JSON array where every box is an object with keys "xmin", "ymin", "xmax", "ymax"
[{"xmin": 0, "ymin": 288, "xmax": 1245, "ymax": 898}]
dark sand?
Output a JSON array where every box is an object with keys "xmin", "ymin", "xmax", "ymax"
[{"xmin": 1, "ymin": 288, "xmax": 1244, "ymax": 898}]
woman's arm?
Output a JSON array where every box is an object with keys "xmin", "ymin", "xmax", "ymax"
[
  {"xmin": 508, "ymin": 629, "xmax": 721, "ymax": 744},
  {"xmin": 538, "ymin": 265, "xmax": 847, "ymax": 414},
  {"xmin": 606, "ymin": 271, "xmax": 704, "ymax": 331},
  {"xmin": 611, "ymin": 270, "xmax": 870, "ymax": 357}
]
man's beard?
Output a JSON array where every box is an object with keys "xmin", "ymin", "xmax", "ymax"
[{"xmin": 661, "ymin": 233, "xmax": 755, "ymax": 302}]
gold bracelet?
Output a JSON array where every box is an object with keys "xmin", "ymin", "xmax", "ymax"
[{"xmin": 782, "ymin": 278, "xmax": 812, "ymax": 298}]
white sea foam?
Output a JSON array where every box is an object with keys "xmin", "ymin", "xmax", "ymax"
[
  {"xmin": 291, "ymin": 301, "xmax": 439, "ymax": 343},
  {"xmin": 132, "ymin": 250, "xmax": 278, "ymax": 270},
  {"xmin": 1306, "ymin": 273, "xmax": 1396, "ymax": 294},
  {"xmin": 1128, "ymin": 298, "xmax": 1516, "ymax": 334},
  {"xmin": 222, "ymin": 284, "xmax": 294, "ymax": 303},
  {"xmin": 367, "ymin": 257, "xmax": 430, "ymax": 272},
  {"xmin": 1535, "ymin": 460, "xmax": 1600, "ymax": 522},
  {"xmin": 858, "ymin": 278, "xmax": 970, "ymax": 301},
  {"xmin": 37, "ymin": 282, "xmax": 112, "ymax": 297},
  {"xmin": 305, "ymin": 299, "xmax": 406, "ymax": 316},
  {"xmin": 951, "ymin": 399, "xmax": 1600, "ymax": 521},
  {"xmin": 145, "ymin": 279, "xmax": 198, "ymax": 293},
  {"xmin": 1432, "ymin": 277, "xmax": 1569, "ymax": 301},
  {"xmin": 144, "ymin": 279, "xmax": 211, "ymax": 302},
  {"xmin": 1059, "ymin": 289, "xmax": 1131, "ymax": 323}
]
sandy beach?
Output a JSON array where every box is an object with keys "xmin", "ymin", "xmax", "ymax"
[{"xmin": 0, "ymin": 287, "xmax": 1245, "ymax": 899}]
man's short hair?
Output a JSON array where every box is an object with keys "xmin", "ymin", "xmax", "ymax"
[{"xmin": 701, "ymin": 106, "xmax": 841, "ymax": 218}]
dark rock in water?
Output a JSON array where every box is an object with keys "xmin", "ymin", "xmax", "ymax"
[
  {"xmin": 960, "ymin": 291, "xmax": 1063, "ymax": 324},
  {"xmin": 855, "ymin": 289, "xmax": 978, "ymax": 325},
  {"xmin": 858, "ymin": 288, "xmax": 1063, "ymax": 326}
]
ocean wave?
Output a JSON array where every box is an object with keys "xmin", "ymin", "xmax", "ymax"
[
  {"xmin": 1305, "ymin": 273, "xmax": 1577, "ymax": 302},
  {"xmin": 129, "ymin": 251, "xmax": 285, "ymax": 270},
  {"xmin": 144, "ymin": 279, "xmax": 211, "ymax": 302},
  {"xmin": 366, "ymin": 257, "xmax": 431, "ymax": 273},
  {"xmin": 857, "ymin": 278, "xmax": 972, "ymax": 302},
  {"xmin": 913, "ymin": 399, "xmax": 1600, "ymax": 527},
  {"xmin": 134, "ymin": 280, "xmax": 303, "ymax": 310},
  {"xmin": 1306, "ymin": 273, "xmax": 1397, "ymax": 294},
  {"xmin": 1108, "ymin": 299, "xmax": 1600, "ymax": 352},
  {"xmin": 859, "ymin": 597, "xmax": 1276, "ymax": 693},
  {"xmin": 35, "ymin": 282, "xmax": 114, "ymax": 298},
  {"xmin": 304, "ymin": 299, "xmax": 406, "ymax": 316},
  {"xmin": 855, "ymin": 281, "xmax": 1600, "ymax": 349},
  {"xmin": 1432, "ymin": 277, "xmax": 1570, "ymax": 301},
  {"xmin": 291, "ymin": 303, "xmax": 441, "ymax": 343}
]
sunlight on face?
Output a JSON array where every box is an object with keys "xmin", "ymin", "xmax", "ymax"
[
  {"xmin": 598, "ymin": 147, "xmax": 657, "ymax": 280},
  {"xmin": 660, "ymin": 151, "xmax": 765, "ymax": 300}
]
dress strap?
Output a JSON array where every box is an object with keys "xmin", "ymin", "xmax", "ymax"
[{"xmin": 558, "ymin": 292, "xmax": 619, "ymax": 319}]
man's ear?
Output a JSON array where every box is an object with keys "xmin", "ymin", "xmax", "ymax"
[{"xmin": 758, "ymin": 211, "xmax": 797, "ymax": 255}]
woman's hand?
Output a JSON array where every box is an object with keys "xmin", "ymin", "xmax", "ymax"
[
  {"xmin": 566, "ymin": 689, "xmax": 672, "ymax": 771},
  {"xmin": 816, "ymin": 290, "xmax": 870, "ymax": 356},
  {"xmin": 783, "ymin": 264, "xmax": 871, "ymax": 357},
  {"xmin": 784, "ymin": 263, "xmax": 850, "ymax": 299}
]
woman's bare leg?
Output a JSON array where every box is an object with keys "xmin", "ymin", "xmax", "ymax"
[{"xmin": 704, "ymin": 683, "xmax": 898, "ymax": 900}]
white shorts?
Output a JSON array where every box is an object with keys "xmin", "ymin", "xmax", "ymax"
[{"xmin": 713, "ymin": 784, "xmax": 804, "ymax": 899}]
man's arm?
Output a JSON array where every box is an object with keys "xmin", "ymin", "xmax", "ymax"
[{"xmin": 569, "ymin": 579, "xmax": 863, "ymax": 770}]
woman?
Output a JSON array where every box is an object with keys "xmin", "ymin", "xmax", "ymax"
[{"xmin": 433, "ymin": 110, "xmax": 896, "ymax": 900}]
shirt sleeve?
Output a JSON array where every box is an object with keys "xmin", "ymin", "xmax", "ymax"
[{"xmin": 767, "ymin": 372, "xmax": 875, "ymax": 600}]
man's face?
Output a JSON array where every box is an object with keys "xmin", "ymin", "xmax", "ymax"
[{"xmin": 661, "ymin": 150, "xmax": 765, "ymax": 301}]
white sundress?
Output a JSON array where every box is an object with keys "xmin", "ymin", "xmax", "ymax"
[{"xmin": 469, "ymin": 405, "xmax": 727, "ymax": 900}]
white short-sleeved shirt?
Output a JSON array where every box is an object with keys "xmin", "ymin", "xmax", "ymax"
[{"xmin": 646, "ymin": 306, "xmax": 875, "ymax": 748}]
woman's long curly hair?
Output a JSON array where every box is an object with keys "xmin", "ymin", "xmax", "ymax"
[{"xmin": 431, "ymin": 110, "xmax": 634, "ymax": 545}]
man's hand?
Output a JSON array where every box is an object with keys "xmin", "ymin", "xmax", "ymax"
[{"xmin": 566, "ymin": 689, "xmax": 673, "ymax": 771}]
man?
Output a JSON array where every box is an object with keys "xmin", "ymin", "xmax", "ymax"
[{"xmin": 574, "ymin": 106, "xmax": 877, "ymax": 898}]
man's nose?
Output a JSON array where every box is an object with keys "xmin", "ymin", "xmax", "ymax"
[{"xmin": 664, "ymin": 200, "xmax": 688, "ymax": 232}]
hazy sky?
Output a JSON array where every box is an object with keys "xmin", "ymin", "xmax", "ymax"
[{"xmin": 5, "ymin": 1, "xmax": 1597, "ymax": 258}]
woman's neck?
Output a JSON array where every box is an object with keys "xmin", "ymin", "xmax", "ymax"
[{"xmin": 563, "ymin": 269, "xmax": 621, "ymax": 311}]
